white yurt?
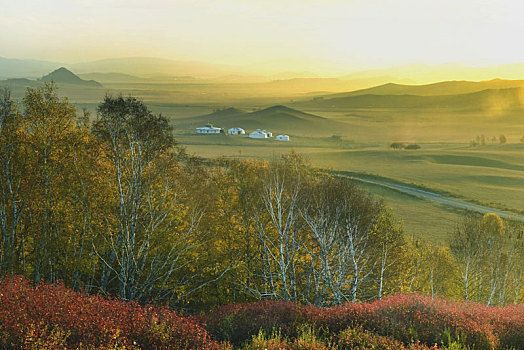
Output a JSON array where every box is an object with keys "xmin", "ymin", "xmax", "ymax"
[
  {"xmin": 276, "ymin": 134, "xmax": 290, "ymax": 141},
  {"xmin": 228, "ymin": 127, "xmax": 245, "ymax": 135},
  {"xmin": 249, "ymin": 130, "xmax": 269, "ymax": 139}
]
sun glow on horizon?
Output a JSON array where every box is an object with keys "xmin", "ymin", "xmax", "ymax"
[{"xmin": 2, "ymin": 0, "xmax": 524, "ymax": 74}]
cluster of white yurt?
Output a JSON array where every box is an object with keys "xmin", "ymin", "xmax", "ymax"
[{"xmin": 196, "ymin": 126, "xmax": 290, "ymax": 141}]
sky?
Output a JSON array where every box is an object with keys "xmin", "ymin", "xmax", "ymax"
[{"xmin": 2, "ymin": 0, "xmax": 524, "ymax": 74}]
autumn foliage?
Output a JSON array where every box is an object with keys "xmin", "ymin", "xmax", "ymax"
[
  {"xmin": 0, "ymin": 275, "xmax": 223, "ymax": 349},
  {"xmin": 1, "ymin": 275, "xmax": 523, "ymax": 349},
  {"xmin": 199, "ymin": 294, "xmax": 524, "ymax": 349}
]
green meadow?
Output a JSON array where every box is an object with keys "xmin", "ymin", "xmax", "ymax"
[{"xmin": 178, "ymin": 134, "xmax": 523, "ymax": 242}]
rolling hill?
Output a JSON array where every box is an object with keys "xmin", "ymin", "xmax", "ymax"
[
  {"xmin": 41, "ymin": 67, "xmax": 102, "ymax": 87},
  {"xmin": 77, "ymin": 72, "xmax": 147, "ymax": 83},
  {"xmin": 321, "ymin": 79, "xmax": 524, "ymax": 98},
  {"xmin": 296, "ymin": 87, "xmax": 524, "ymax": 111},
  {"xmin": 341, "ymin": 62, "xmax": 524, "ymax": 84},
  {"xmin": 179, "ymin": 105, "xmax": 345, "ymax": 136}
]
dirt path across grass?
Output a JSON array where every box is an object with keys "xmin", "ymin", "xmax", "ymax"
[{"xmin": 347, "ymin": 176, "xmax": 524, "ymax": 222}]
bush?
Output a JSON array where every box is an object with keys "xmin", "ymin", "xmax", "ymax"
[
  {"xmin": 305, "ymin": 294, "xmax": 502, "ymax": 349},
  {"xmin": 0, "ymin": 275, "xmax": 224, "ymax": 349},
  {"xmin": 7, "ymin": 277, "xmax": 520, "ymax": 350},
  {"xmin": 197, "ymin": 301, "xmax": 305, "ymax": 346},
  {"xmin": 337, "ymin": 325, "xmax": 437, "ymax": 350},
  {"xmin": 243, "ymin": 328, "xmax": 329, "ymax": 350},
  {"xmin": 199, "ymin": 294, "xmax": 523, "ymax": 349},
  {"xmin": 365, "ymin": 295, "xmax": 495, "ymax": 349},
  {"xmin": 390, "ymin": 142, "xmax": 406, "ymax": 149},
  {"xmin": 460, "ymin": 303, "xmax": 524, "ymax": 350}
]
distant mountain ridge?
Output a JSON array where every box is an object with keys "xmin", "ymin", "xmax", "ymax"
[
  {"xmin": 0, "ymin": 67, "xmax": 103, "ymax": 97},
  {"xmin": 78, "ymin": 72, "xmax": 146, "ymax": 83},
  {"xmin": 6, "ymin": 55, "xmax": 524, "ymax": 83},
  {"xmin": 297, "ymin": 87, "xmax": 524, "ymax": 111},
  {"xmin": 41, "ymin": 67, "xmax": 102, "ymax": 87},
  {"xmin": 70, "ymin": 57, "xmax": 231, "ymax": 78},
  {"xmin": 341, "ymin": 63, "xmax": 524, "ymax": 84},
  {"xmin": 322, "ymin": 79, "xmax": 524, "ymax": 98}
]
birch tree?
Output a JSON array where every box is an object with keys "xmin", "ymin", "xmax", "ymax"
[
  {"xmin": 480, "ymin": 213, "xmax": 505, "ymax": 305},
  {"xmin": 370, "ymin": 210, "xmax": 405, "ymax": 300},
  {"xmin": 251, "ymin": 156, "xmax": 305, "ymax": 301},
  {"xmin": 0, "ymin": 88, "xmax": 24, "ymax": 275},
  {"xmin": 303, "ymin": 178, "xmax": 380, "ymax": 304},
  {"xmin": 22, "ymin": 83, "xmax": 79, "ymax": 283},
  {"xmin": 301, "ymin": 177, "xmax": 344, "ymax": 304},
  {"xmin": 93, "ymin": 95, "xmax": 215, "ymax": 302},
  {"xmin": 450, "ymin": 215, "xmax": 484, "ymax": 301}
]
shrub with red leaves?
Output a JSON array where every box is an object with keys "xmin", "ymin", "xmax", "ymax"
[
  {"xmin": 0, "ymin": 275, "xmax": 225, "ymax": 349},
  {"xmin": 305, "ymin": 294, "xmax": 524, "ymax": 350},
  {"xmin": 458, "ymin": 302, "xmax": 524, "ymax": 350},
  {"xmin": 200, "ymin": 294, "xmax": 523, "ymax": 350},
  {"xmin": 336, "ymin": 325, "xmax": 438, "ymax": 350},
  {"xmin": 196, "ymin": 301, "xmax": 305, "ymax": 346}
]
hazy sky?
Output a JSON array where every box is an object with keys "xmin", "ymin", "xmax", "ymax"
[{"xmin": 2, "ymin": 0, "xmax": 524, "ymax": 73}]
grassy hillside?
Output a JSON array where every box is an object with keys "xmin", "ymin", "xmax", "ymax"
[
  {"xmin": 177, "ymin": 105, "xmax": 346, "ymax": 136},
  {"xmin": 181, "ymin": 139, "xmax": 524, "ymax": 243},
  {"xmin": 341, "ymin": 62, "xmax": 524, "ymax": 83},
  {"xmin": 296, "ymin": 87, "xmax": 524, "ymax": 111},
  {"xmin": 323, "ymin": 79, "xmax": 524, "ymax": 98}
]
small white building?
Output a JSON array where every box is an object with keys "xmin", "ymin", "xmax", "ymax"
[
  {"xmin": 276, "ymin": 134, "xmax": 290, "ymax": 141},
  {"xmin": 228, "ymin": 127, "xmax": 245, "ymax": 135},
  {"xmin": 249, "ymin": 130, "xmax": 271, "ymax": 139},
  {"xmin": 264, "ymin": 130, "xmax": 273, "ymax": 138},
  {"xmin": 196, "ymin": 125, "xmax": 222, "ymax": 134}
]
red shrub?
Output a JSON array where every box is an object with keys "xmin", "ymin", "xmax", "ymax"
[
  {"xmin": 364, "ymin": 295, "xmax": 496, "ymax": 349},
  {"xmin": 459, "ymin": 302, "xmax": 524, "ymax": 349},
  {"xmin": 0, "ymin": 275, "xmax": 224, "ymax": 349},
  {"xmin": 336, "ymin": 325, "xmax": 438, "ymax": 350},
  {"xmin": 305, "ymin": 294, "xmax": 519, "ymax": 350},
  {"xmin": 301, "ymin": 302, "xmax": 372, "ymax": 334},
  {"xmin": 197, "ymin": 301, "xmax": 305, "ymax": 346},
  {"xmin": 199, "ymin": 294, "xmax": 523, "ymax": 349}
]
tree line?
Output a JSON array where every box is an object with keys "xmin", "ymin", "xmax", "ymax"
[{"xmin": 0, "ymin": 84, "xmax": 522, "ymax": 309}]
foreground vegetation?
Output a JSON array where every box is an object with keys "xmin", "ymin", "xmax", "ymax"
[{"xmin": 1, "ymin": 275, "xmax": 522, "ymax": 349}]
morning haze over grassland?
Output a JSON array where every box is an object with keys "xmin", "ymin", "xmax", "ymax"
[{"xmin": 2, "ymin": 0, "xmax": 524, "ymax": 240}]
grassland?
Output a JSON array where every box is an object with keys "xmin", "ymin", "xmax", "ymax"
[
  {"xmin": 177, "ymin": 132, "xmax": 523, "ymax": 243},
  {"xmin": 169, "ymin": 94, "xmax": 524, "ymax": 244},
  {"xmin": 4, "ymin": 76, "xmax": 524, "ymax": 244}
]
